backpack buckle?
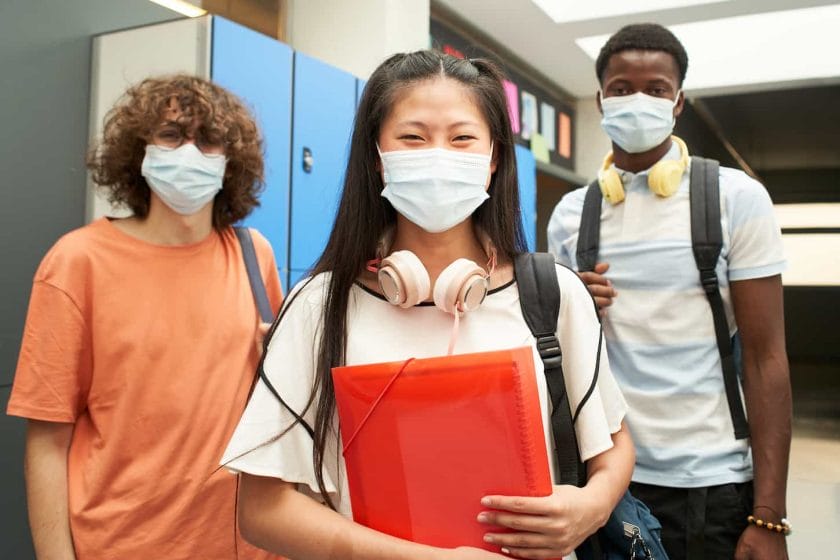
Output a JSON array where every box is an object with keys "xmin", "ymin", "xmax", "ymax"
[{"xmin": 700, "ymin": 268, "xmax": 718, "ymax": 294}]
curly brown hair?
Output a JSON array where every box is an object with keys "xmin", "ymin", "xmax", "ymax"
[{"xmin": 87, "ymin": 74, "xmax": 265, "ymax": 228}]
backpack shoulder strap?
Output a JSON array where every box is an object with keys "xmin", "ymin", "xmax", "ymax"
[
  {"xmin": 514, "ymin": 253, "xmax": 585, "ymax": 487},
  {"xmin": 576, "ymin": 181, "xmax": 602, "ymax": 273},
  {"xmin": 689, "ymin": 157, "xmax": 749, "ymax": 439},
  {"xmin": 234, "ymin": 226, "xmax": 275, "ymax": 324}
]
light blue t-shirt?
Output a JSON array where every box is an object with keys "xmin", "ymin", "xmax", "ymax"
[{"xmin": 547, "ymin": 144, "xmax": 786, "ymax": 487}]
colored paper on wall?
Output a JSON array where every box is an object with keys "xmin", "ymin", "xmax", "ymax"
[
  {"xmin": 539, "ymin": 102, "xmax": 556, "ymax": 151},
  {"xmin": 530, "ymin": 133, "xmax": 550, "ymax": 164},
  {"xmin": 520, "ymin": 90, "xmax": 537, "ymax": 140},
  {"xmin": 503, "ymin": 80, "xmax": 521, "ymax": 134},
  {"xmin": 558, "ymin": 112, "xmax": 572, "ymax": 159}
]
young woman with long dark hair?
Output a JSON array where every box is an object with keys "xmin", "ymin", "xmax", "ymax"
[{"xmin": 222, "ymin": 50, "xmax": 634, "ymax": 560}]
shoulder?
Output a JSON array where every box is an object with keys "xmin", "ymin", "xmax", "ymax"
[
  {"xmin": 284, "ymin": 271, "xmax": 332, "ymax": 311},
  {"xmin": 718, "ymin": 166, "xmax": 772, "ymax": 203},
  {"xmin": 716, "ymin": 165, "xmax": 776, "ymax": 220},
  {"xmin": 243, "ymin": 227, "xmax": 276, "ymax": 257},
  {"xmin": 554, "ymin": 184, "xmax": 591, "ymax": 216},
  {"xmin": 555, "ymin": 262, "xmax": 594, "ymax": 303},
  {"xmin": 35, "ymin": 220, "xmax": 111, "ymax": 284}
]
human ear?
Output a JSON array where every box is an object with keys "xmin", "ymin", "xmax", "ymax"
[{"xmin": 673, "ymin": 89, "xmax": 685, "ymax": 118}]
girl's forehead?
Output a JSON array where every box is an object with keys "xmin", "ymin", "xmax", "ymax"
[{"xmin": 386, "ymin": 77, "xmax": 484, "ymax": 121}]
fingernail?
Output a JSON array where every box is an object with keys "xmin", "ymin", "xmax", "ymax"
[
  {"xmin": 477, "ymin": 512, "xmax": 490, "ymax": 523},
  {"xmin": 501, "ymin": 548, "xmax": 511, "ymax": 555},
  {"xmin": 481, "ymin": 497, "xmax": 492, "ymax": 506},
  {"xmin": 483, "ymin": 534, "xmax": 494, "ymax": 543}
]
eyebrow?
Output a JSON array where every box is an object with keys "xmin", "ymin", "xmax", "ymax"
[{"xmin": 394, "ymin": 120, "xmax": 481, "ymax": 129}]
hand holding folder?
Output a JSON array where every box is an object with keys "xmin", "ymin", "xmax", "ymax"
[{"xmin": 333, "ymin": 346, "xmax": 552, "ymax": 552}]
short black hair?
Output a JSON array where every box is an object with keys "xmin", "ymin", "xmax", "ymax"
[{"xmin": 595, "ymin": 23, "xmax": 688, "ymax": 86}]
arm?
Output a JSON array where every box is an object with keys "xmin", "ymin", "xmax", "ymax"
[
  {"xmin": 25, "ymin": 420, "xmax": 76, "ymax": 560},
  {"xmin": 730, "ymin": 275, "xmax": 791, "ymax": 560},
  {"xmin": 478, "ymin": 422, "xmax": 634, "ymax": 559},
  {"xmin": 238, "ymin": 474, "xmax": 506, "ymax": 560}
]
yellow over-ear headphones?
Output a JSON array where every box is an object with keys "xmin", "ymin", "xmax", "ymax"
[{"xmin": 597, "ymin": 135, "xmax": 690, "ymax": 204}]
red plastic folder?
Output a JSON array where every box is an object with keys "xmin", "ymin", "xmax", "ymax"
[{"xmin": 332, "ymin": 346, "xmax": 552, "ymax": 551}]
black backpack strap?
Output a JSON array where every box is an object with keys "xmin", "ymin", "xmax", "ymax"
[
  {"xmin": 234, "ymin": 226, "xmax": 275, "ymax": 324},
  {"xmin": 689, "ymin": 156, "xmax": 750, "ymax": 440},
  {"xmin": 576, "ymin": 181, "xmax": 602, "ymax": 273},
  {"xmin": 514, "ymin": 253, "xmax": 585, "ymax": 487}
]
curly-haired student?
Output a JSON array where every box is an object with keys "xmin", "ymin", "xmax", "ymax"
[{"xmin": 7, "ymin": 74, "xmax": 283, "ymax": 560}]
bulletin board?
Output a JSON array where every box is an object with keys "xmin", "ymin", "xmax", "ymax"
[{"xmin": 430, "ymin": 18, "xmax": 575, "ymax": 171}]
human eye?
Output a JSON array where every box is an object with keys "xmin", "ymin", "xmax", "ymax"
[{"xmin": 152, "ymin": 126, "xmax": 182, "ymax": 147}]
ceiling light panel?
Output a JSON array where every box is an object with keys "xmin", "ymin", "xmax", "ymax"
[
  {"xmin": 576, "ymin": 4, "xmax": 840, "ymax": 92},
  {"xmin": 531, "ymin": 0, "xmax": 729, "ymax": 23}
]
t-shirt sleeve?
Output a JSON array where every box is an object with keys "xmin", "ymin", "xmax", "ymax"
[
  {"xmin": 6, "ymin": 281, "xmax": 91, "ymax": 422},
  {"xmin": 555, "ymin": 265, "xmax": 627, "ymax": 462},
  {"xmin": 723, "ymin": 170, "xmax": 787, "ymax": 281},
  {"xmin": 249, "ymin": 228, "xmax": 284, "ymax": 312},
  {"xmin": 221, "ymin": 276, "xmax": 337, "ymax": 496},
  {"xmin": 547, "ymin": 187, "xmax": 588, "ymax": 269}
]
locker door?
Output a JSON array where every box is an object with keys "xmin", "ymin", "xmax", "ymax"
[
  {"xmin": 356, "ymin": 79, "xmax": 367, "ymax": 108},
  {"xmin": 211, "ymin": 17, "xmax": 293, "ymax": 293},
  {"xmin": 289, "ymin": 53, "xmax": 356, "ymax": 289},
  {"xmin": 515, "ymin": 144, "xmax": 537, "ymax": 252}
]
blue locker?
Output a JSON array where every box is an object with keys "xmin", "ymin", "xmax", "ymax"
[
  {"xmin": 289, "ymin": 52, "xmax": 357, "ymax": 289},
  {"xmin": 212, "ymin": 17, "xmax": 293, "ymax": 294},
  {"xmin": 356, "ymin": 79, "xmax": 367, "ymax": 108},
  {"xmin": 515, "ymin": 144, "xmax": 537, "ymax": 251}
]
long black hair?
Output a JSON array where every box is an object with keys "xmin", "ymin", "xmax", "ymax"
[{"xmin": 291, "ymin": 50, "xmax": 527, "ymax": 508}]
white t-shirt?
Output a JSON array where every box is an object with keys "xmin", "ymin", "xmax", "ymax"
[
  {"xmin": 547, "ymin": 143, "xmax": 786, "ymax": 487},
  {"xmin": 222, "ymin": 264, "xmax": 627, "ymax": 517}
]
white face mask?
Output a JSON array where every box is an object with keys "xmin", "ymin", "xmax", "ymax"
[
  {"xmin": 600, "ymin": 91, "xmax": 680, "ymax": 154},
  {"xmin": 379, "ymin": 144, "xmax": 493, "ymax": 233},
  {"xmin": 141, "ymin": 144, "xmax": 227, "ymax": 215}
]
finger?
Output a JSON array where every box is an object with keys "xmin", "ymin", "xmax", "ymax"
[
  {"xmin": 481, "ymin": 495, "xmax": 553, "ymax": 515},
  {"xmin": 578, "ymin": 271, "xmax": 610, "ymax": 286},
  {"xmin": 593, "ymin": 262, "xmax": 610, "ymax": 274},
  {"xmin": 483, "ymin": 530, "xmax": 554, "ymax": 550},
  {"xmin": 593, "ymin": 296, "xmax": 614, "ymax": 309},
  {"xmin": 499, "ymin": 546, "xmax": 569, "ymax": 559},
  {"xmin": 587, "ymin": 284, "xmax": 616, "ymax": 299},
  {"xmin": 478, "ymin": 511, "xmax": 552, "ymax": 532}
]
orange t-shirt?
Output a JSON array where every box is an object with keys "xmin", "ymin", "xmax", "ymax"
[{"xmin": 8, "ymin": 218, "xmax": 284, "ymax": 560}]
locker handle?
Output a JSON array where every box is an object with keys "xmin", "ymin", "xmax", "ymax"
[{"xmin": 303, "ymin": 147, "xmax": 314, "ymax": 173}]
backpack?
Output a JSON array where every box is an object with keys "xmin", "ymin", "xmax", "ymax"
[
  {"xmin": 514, "ymin": 253, "xmax": 668, "ymax": 559},
  {"xmin": 575, "ymin": 156, "xmax": 749, "ymax": 440}
]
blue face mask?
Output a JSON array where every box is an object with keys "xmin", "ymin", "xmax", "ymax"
[
  {"xmin": 141, "ymin": 144, "xmax": 227, "ymax": 215},
  {"xmin": 600, "ymin": 92, "xmax": 680, "ymax": 154}
]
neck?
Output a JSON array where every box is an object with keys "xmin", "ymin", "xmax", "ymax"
[
  {"xmin": 117, "ymin": 196, "xmax": 215, "ymax": 245},
  {"xmin": 612, "ymin": 136, "xmax": 673, "ymax": 173},
  {"xmin": 390, "ymin": 218, "xmax": 488, "ymax": 288}
]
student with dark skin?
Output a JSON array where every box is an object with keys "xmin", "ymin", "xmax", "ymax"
[{"xmin": 548, "ymin": 23, "xmax": 791, "ymax": 560}]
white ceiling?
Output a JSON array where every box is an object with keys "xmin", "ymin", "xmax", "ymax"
[{"xmin": 436, "ymin": 0, "xmax": 840, "ymax": 99}]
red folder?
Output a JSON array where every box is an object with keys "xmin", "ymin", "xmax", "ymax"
[{"xmin": 332, "ymin": 346, "xmax": 552, "ymax": 551}]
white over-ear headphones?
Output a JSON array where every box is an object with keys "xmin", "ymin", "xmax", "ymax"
[{"xmin": 373, "ymin": 231, "xmax": 495, "ymax": 315}]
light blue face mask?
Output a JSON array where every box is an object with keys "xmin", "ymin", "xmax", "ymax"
[
  {"xmin": 600, "ymin": 91, "xmax": 680, "ymax": 154},
  {"xmin": 141, "ymin": 144, "xmax": 227, "ymax": 215},
  {"xmin": 379, "ymin": 144, "xmax": 493, "ymax": 233}
]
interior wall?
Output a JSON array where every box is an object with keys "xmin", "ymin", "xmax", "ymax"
[
  {"xmin": 286, "ymin": 0, "xmax": 430, "ymax": 79},
  {"xmin": 0, "ymin": 1, "xmax": 179, "ymax": 557}
]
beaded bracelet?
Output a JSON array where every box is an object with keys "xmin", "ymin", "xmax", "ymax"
[{"xmin": 747, "ymin": 514, "xmax": 792, "ymax": 536}]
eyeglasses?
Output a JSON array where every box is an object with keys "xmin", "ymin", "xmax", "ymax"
[{"xmin": 149, "ymin": 121, "xmax": 226, "ymax": 155}]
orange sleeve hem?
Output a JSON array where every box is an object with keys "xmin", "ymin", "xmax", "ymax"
[{"xmin": 6, "ymin": 404, "xmax": 76, "ymax": 424}]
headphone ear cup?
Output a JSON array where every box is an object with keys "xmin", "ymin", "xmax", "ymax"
[
  {"xmin": 598, "ymin": 167, "xmax": 625, "ymax": 205},
  {"xmin": 378, "ymin": 250, "xmax": 430, "ymax": 308},
  {"xmin": 648, "ymin": 159, "xmax": 684, "ymax": 197},
  {"xmin": 433, "ymin": 258, "xmax": 488, "ymax": 315}
]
